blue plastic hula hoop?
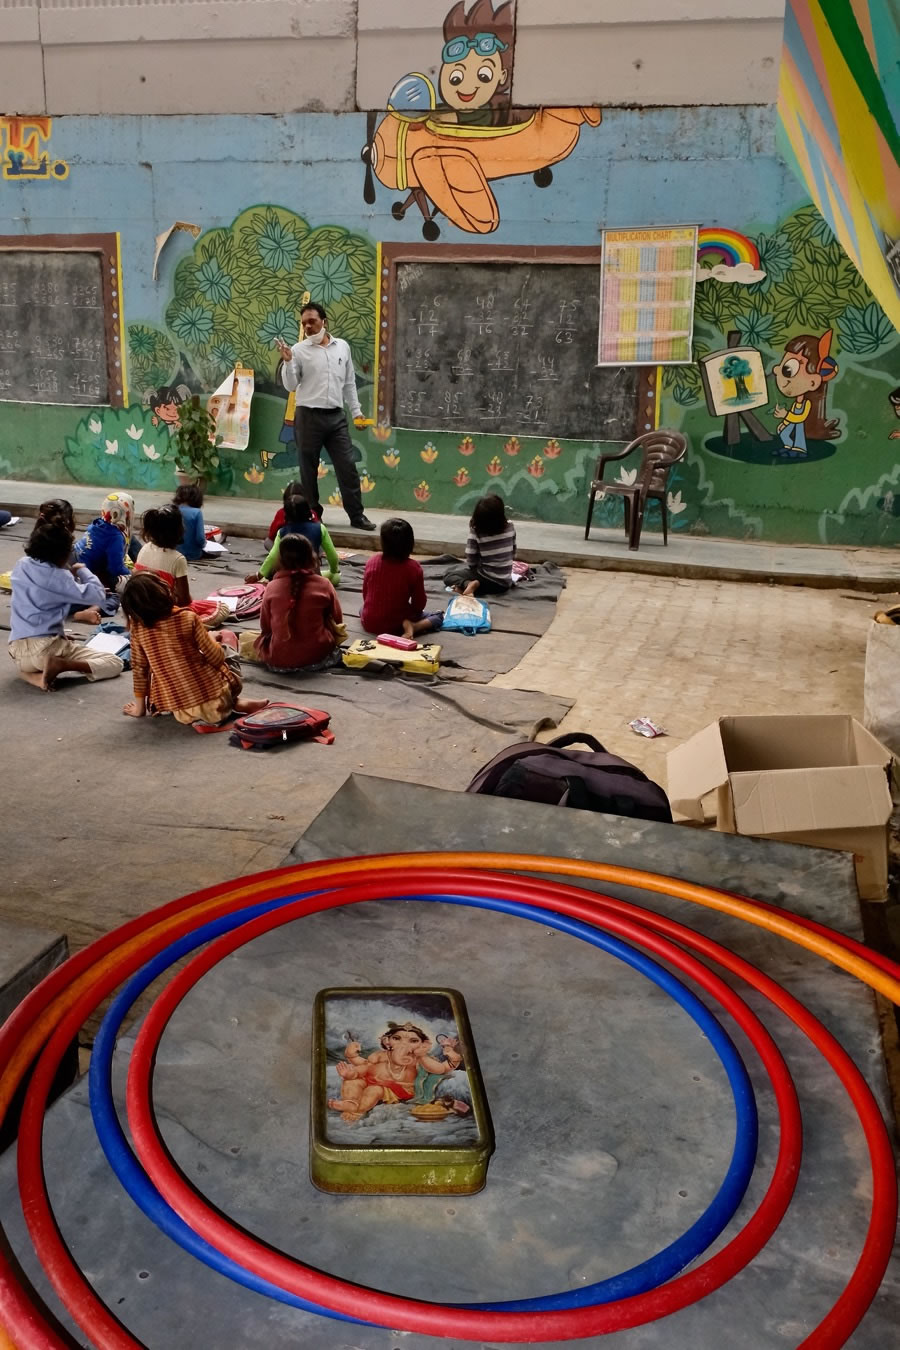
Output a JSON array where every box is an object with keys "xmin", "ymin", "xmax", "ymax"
[{"xmin": 90, "ymin": 887, "xmax": 758, "ymax": 1321}]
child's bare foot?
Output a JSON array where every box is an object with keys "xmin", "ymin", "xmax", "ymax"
[
  {"xmin": 328, "ymin": 1098, "xmax": 355, "ymax": 1112},
  {"xmin": 401, "ymin": 619, "xmax": 414, "ymax": 639},
  {"xmin": 73, "ymin": 606, "xmax": 102, "ymax": 624},
  {"xmin": 463, "ymin": 580, "xmax": 479, "ymax": 596},
  {"xmin": 234, "ymin": 696, "xmax": 269, "ymax": 714},
  {"xmin": 41, "ymin": 654, "xmax": 69, "ymax": 689},
  {"xmin": 19, "ymin": 670, "xmax": 46, "ymax": 689}
]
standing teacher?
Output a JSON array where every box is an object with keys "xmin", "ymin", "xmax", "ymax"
[{"xmin": 276, "ymin": 302, "xmax": 376, "ymax": 531}]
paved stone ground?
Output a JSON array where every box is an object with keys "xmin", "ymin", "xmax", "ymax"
[{"xmin": 493, "ymin": 567, "xmax": 879, "ymax": 786}]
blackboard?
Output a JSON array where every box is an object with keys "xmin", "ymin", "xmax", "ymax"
[
  {"xmin": 380, "ymin": 246, "xmax": 654, "ymax": 442},
  {"xmin": 0, "ymin": 234, "xmax": 124, "ymax": 407}
]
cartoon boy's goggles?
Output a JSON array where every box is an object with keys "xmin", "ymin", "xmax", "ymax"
[{"xmin": 442, "ymin": 33, "xmax": 508, "ymax": 62}]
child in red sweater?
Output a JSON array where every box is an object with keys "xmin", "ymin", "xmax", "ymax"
[
  {"xmin": 266, "ymin": 479, "xmax": 321, "ymax": 543},
  {"xmin": 360, "ymin": 518, "xmax": 443, "ymax": 639}
]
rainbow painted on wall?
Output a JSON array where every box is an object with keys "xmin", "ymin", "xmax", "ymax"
[
  {"xmin": 778, "ymin": 0, "xmax": 899, "ymax": 329},
  {"xmin": 696, "ymin": 228, "xmax": 761, "ymax": 271}
]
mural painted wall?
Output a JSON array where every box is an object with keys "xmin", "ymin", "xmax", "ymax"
[
  {"xmin": 778, "ymin": 0, "xmax": 900, "ymax": 330},
  {"xmin": 0, "ymin": 98, "xmax": 897, "ymax": 547}
]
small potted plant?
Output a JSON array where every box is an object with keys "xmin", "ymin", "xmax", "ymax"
[{"xmin": 172, "ymin": 395, "xmax": 221, "ymax": 492}]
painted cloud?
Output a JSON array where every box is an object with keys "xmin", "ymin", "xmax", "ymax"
[{"xmin": 696, "ymin": 262, "xmax": 767, "ymax": 286}]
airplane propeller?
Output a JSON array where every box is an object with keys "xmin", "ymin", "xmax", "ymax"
[{"xmin": 361, "ymin": 110, "xmax": 377, "ymax": 205}]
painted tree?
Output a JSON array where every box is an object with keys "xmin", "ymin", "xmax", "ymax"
[
  {"xmin": 162, "ymin": 207, "xmax": 377, "ymax": 391},
  {"xmin": 720, "ymin": 354, "xmax": 753, "ymax": 400}
]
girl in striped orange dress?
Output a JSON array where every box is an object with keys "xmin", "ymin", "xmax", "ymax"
[{"xmin": 121, "ymin": 573, "xmax": 267, "ymax": 728}]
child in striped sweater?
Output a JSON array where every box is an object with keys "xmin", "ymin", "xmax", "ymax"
[{"xmin": 444, "ymin": 494, "xmax": 516, "ymax": 596}]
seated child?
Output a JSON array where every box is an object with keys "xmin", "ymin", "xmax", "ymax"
[
  {"xmin": 173, "ymin": 484, "xmax": 208, "ymax": 562},
  {"xmin": 444, "ymin": 493, "xmax": 516, "ymax": 595},
  {"xmin": 23, "ymin": 498, "xmax": 100, "ymax": 625},
  {"xmin": 134, "ymin": 504, "xmax": 192, "ymax": 605},
  {"xmin": 265, "ymin": 479, "xmax": 320, "ymax": 544},
  {"xmin": 8, "ymin": 521, "xmax": 124, "ymax": 690},
  {"xmin": 36, "ymin": 497, "xmax": 76, "ymax": 533},
  {"xmin": 253, "ymin": 534, "xmax": 345, "ymax": 673},
  {"xmin": 134, "ymin": 504, "xmax": 228, "ymax": 626},
  {"xmin": 74, "ymin": 491, "xmax": 134, "ymax": 592},
  {"xmin": 360, "ymin": 518, "xmax": 442, "ymax": 638},
  {"xmin": 121, "ymin": 573, "xmax": 267, "ymax": 727},
  {"xmin": 250, "ymin": 492, "xmax": 340, "ymax": 586}
]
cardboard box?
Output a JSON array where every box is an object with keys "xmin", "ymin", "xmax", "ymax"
[{"xmin": 666, "ymin": 715, "xmax": 893, "ymax": 901}]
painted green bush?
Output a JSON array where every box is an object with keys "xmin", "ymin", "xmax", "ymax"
[
  {"xmin": 685, "ymin": 207, "xmax": 876, "ymax": 366},
  {"xmin": 126, "ymin": 323, "xmax": 180, "ymax": 396},
  {"xmin": 63, "ymin": 407, "xmax": 178, "ymax": 491},
  {"xmin": 162, "ymin": 207, "xmax": 377, "ymax": 390}
]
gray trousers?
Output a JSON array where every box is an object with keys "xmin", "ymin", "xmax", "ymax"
[{"xmin": 294, "ymin": 406, "xmax": 363, "ymax": 523}]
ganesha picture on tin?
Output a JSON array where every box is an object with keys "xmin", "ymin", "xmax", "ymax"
[{"xmin": 323, "ymin": 991, "xmax": 478, "ymax": 1144}]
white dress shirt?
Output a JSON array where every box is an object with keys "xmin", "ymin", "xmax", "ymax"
[{"xmin": 280, "ymin": 335, "xmax": 363, "ymax": 420}]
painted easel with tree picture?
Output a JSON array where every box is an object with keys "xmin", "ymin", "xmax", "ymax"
[{"xmin": 699, "ymin": 329, "xmax": 771, "ymax": 452}]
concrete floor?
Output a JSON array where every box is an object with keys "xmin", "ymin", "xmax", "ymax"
[
  {"xmin": 1, "ymin": 779, "xmax": 897, "ymax": 1349},
  {"xmin": 0, "ymin": 511, "xmax": 887, "ymax": 954},
  {"xmin": 1, "ymin": 502, "xmax": 899, "ymax": 1348}
]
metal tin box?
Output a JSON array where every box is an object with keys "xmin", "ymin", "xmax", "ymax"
[{"xmin": 310, "ymin": 987, "xmax": 494, "ymax": 1195}]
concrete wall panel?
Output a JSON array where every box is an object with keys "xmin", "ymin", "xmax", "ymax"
[
  {"xmin": 358, "ymin": 0, "xmax": 785, "ymax": 109},
  {"xmin": 3, "ymin": 0, "xmax": 788, "ymax": 114},
  {"xmin": 43, "ymin": 38, "xmax": 356, "ymax": 114},
  {"xmin": 512, "ymin": 16, "xmax": 782, "ymax": 107},
  {"xmin": 0, "ymin": 2, "xmax": 44, "ymax": 114}
]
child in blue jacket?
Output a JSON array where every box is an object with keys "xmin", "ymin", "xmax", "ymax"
[
  {"xmin": 74, "ymin": 492, "xmax": 134, "ymax": 592},
  {"xmin": 173, "ymin": 484, "xmax": 208, "ymax": 561}
]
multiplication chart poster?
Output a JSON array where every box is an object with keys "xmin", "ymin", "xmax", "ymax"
[{"xmin": 598, "ymin": 226, "xmax": 698, "ymax": 365}]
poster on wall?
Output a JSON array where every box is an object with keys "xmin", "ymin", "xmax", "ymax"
[
  {"xmin": 597, "ymin": 226, "xmax": 698, "ymax": 366},
  {"xmin": 207, "ymin": 365, "xmax": 254, "ymax": 450},
  {"xmin": 698, "ymin": 345, "xmax": 769, "ymax": 418}
]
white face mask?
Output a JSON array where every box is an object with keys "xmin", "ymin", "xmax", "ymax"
[{"xmin": 302, "ymin": 327, "xmax": 328, "ymax": 346}]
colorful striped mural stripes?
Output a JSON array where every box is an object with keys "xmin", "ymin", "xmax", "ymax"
[{"xmin": 778, "ymin": 0, "xmax": 900, "ymax": 329}]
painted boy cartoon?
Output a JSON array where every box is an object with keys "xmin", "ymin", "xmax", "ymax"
[
  {"xmin": 329, "ymin": 1021, "xmax": 461, "ymax": 1123},
  {"xmin": 436, "ymin": 0, "xmax": 514, "ymax": 125},
  {"xmin": 385, "ymin": 1, "xmax": 514, "ymax": 127},
  {"xmin": 772, "ymin": 330, "xmax": 839, "ymax": 459},
  {"xmin": 889, "ymin": 387, "xmax": 900, "ymax": 440},
  {"xmin": 363, "ymin": 0, "xmax": 601, "ymax": 238},
  {"xmin": 145, "ymin": 383, "xmax": 191, "ymax": 430}
]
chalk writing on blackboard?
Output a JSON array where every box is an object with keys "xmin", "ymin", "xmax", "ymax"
[
  {"xmin": 383, "ymin": 251, "xmax": 647, "ymax": 442},
  {"xmin": 0, "ymin": 238, "xmax": 121, "ymax": 406}
]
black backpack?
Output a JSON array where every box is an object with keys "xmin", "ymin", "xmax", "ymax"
[{"xmin": 466, "ymin": 732, "xmax": 672, "ymax": 824}]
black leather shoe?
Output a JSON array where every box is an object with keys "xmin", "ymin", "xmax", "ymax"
[{"xmin": 351, "ymin": 515, "xmax": 376, "ymax": 531}]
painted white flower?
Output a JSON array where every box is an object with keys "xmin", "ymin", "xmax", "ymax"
[
  {"xmin": 667, "ymin": 490, "xmax": 687, "ymax": 515},
  {"xmin": 126, "ymin": 423, "xmax": 142, "ymax": 440},
  {"xmin": 142, "ymin": 443, "xmax": 160, "ymax": 461},
  {"xmin": 616, "ymin": 467, "xmax": 637, "ymax": 486},
  {"xmin": 104, "ymin": 438, "xmax": 118, "ymax": 455},
  {"xmin": 88, "ymin": 416, "xmax": 102, "ymax": 434}
]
